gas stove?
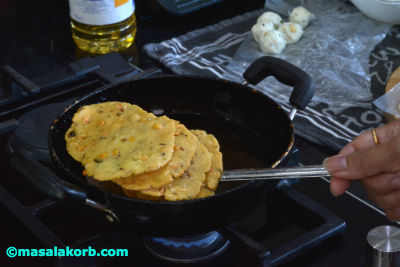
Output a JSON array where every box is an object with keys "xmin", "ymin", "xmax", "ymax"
[{"xmin": 0, "ymin": 53, "xmax": 395, "ymax": 267}]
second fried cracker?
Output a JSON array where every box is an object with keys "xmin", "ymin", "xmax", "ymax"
[
  {"xmin": 192, "ymin": 130, "xmax": 223, "ymax": 190},
  {"xmin": 114, "ymin": 123, "xmax": 197, "ymax": 191},
  {"xmin": 163, "ymin": 142, "xmax": 211, "ymax": 201}
]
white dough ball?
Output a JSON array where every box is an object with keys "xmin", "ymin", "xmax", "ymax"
[
  {"xmin": 257, "ymin": 11, "xmax": 283, "ymax": 29},
  {"xmin": 278, "ymin": 22, "xmax": 303, "ymax": 44},
  {"xmin": 258, "ymin": 30, "xmax": 287, "ymax": 55},
  {"xmin": 251, "ymin": 22, "xmax": 274, "ymax": 43},
  {"xmin": 289, "ymin": 6, "xmax": 311, "ymax": 28}
]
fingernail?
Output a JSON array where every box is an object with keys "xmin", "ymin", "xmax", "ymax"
[{"xmin": 323, "ymin": 155, "xmax": 347, "ymax": 172}]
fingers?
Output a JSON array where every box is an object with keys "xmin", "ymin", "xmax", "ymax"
[
  {"xmin": 365, "ymin": 186, "xmax": 400, "ymax": 210},
  {"xmin": 343, "ymin": 120, "xmax": 400, "ymax": 153},
  {"xmin": 324, "ymin": 120, "xmax": 400, "ymax": 179},
  {"xmin": 331, "ymin": 172, "xmax": 400, "ymax": 221},
  {"xmin": 324, "ymin": 134, "xmax": 400, "ymax": 180},
  {"xmin": 360, "ymin": 173, "xmax": 400, "ymax": 221},
  {"xmin": 324, "ymin": 120, "xmax": 400, "ymax": 219},
  {"xmin": 330, "ymin": 172, "xmax": 400, "ymax": 198},
  {"xmin": 361, "ymin": 173, "xmax": 400, "ymax": 197},
  {"xmin": 385, "ymin": 207, "xmax": 400, "ymax": 221},
  {"xmin": 379, "ymin": 119, "xmax": 400, "ymax": 144},
  {"xmin": 329, "ymin": 177, "xmax": 350, "ymax": 197}
]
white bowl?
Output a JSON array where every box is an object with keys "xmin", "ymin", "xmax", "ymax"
[{"xmin": 350, "ymin": 0, "xmax": 400, "ymax": 24}]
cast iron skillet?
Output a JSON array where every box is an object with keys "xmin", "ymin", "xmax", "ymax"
[{"xmin": 17, "ymin": 56, "xmax": 315, "ymax": 236}]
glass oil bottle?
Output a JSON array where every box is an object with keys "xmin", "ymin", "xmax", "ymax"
[{"xmin": 69, "ymin": 0, "xmax": 137, "ymax": 54}]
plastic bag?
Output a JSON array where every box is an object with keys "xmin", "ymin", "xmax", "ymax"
[
  {"xmin": 373, "ymin": 82, "xmax": 400, "ymax": 116},
  {"xmin": 222, "ymin": 0, "xmax": 391, "ymax": 112}
]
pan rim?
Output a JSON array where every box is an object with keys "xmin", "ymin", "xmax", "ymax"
[{"xmin": 48, "ymin": 74, "xmax": 295, "ymax": 205}]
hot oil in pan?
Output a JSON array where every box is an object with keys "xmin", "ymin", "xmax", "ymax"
[
  {"xmin": 86, "ymin": 111, "xmax": 274, "ymax": 197},
  {"xmin": 86, "ymin": 111, "xmax": 268, "ymax": 197},
  {"xmin": 169, "ymin": 113, "xmax": 271, "ymax": 170},
  {"xmin": 168, "ymin": 113, "xmax": 273, "ymax": 194}
]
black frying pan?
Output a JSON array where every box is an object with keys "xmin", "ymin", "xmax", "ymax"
[{"xmin": 17, "ymin": 56, "xmax": 314, "ymax": 236}]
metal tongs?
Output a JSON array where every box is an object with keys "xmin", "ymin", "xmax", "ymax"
[{"xmin": 221, "ymin": 165, "xmax": 330, "ymax": 181}]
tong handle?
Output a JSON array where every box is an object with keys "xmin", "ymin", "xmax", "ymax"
[{"xmin": 221, "ymin": 165, "xmax": 330, "ymax": 181}]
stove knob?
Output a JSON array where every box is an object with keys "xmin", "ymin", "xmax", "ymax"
[{"xmin": 367, "ymin": 225, "xmax": 400, "ymax": 267}]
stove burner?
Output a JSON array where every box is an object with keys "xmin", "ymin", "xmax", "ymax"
[
  {"xmin": 1, "ymin": 55, "xmax": 348, "ymax": 266},
  {"xmin": 15, "ymin": 100, "xmax": 74, "ymax": 160},
  {"xmin": 143, "ymin": 231, "xmax": 230, "ymax": 263}
]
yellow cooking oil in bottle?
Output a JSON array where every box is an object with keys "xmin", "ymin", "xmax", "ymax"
[{"xmin": 69, "ymin": 0, "xmax": 137, "ymax": 54}]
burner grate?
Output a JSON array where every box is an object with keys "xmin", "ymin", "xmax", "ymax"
[
  {"xmin": 225, "ymin": 186, "xmax": 346, "ymax": 266},
  {"xmin": 0, "ymin": 55, "xmax": 346, "ymax": 266},
  {"xmin": 0, "ymin": 52, "xmax": 160, "ymax": 135},
  {"xmin": 2, "ymin": 128, "xmax": 346, "ymax": 267}
]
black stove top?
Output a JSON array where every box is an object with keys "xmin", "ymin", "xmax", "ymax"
[
  {"xmin": 0, "ymin": 52, "xmax": 396, "ymax": 267},
  {"xmin": 0, "ymin": 147, "xmax": 346, "ymax": 267},
  {"xmin": 1, "ymin": 1, "xmax": 398, "ymax": 265}
]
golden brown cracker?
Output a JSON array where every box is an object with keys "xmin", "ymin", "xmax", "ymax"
[
  {"xmin": 112, "ymin": 123, "xmax": 196, "ymax": 190},
  {"xmin": 169, "ymin": 124, "xmax": 198, "ymax": 178},
  {"xmin": 65, "ymin": 102, "xmax": 176, "ymax": 181},
  {"xmin": 164, "ymin": 142, "xmax": 211, "ymax": 201},
  {"xmin": 205, "ymin": 151, "xmax": 223, "ymax": 190},
  {"xmin": 197, "ymin": 186, "xmax": 215, "ymax": 198},
  {"xmin": 191, "ymin": 130, "xmax": 220, "ymax": 152},
  {"xmin": 122, "ymin": 188, "xmax": 163, "ymax": 201},
  {"xmin": 113, "ymin": 165, "xmax": 173, "ymax": 191},
  {"xmin": 192, "ymin": 130, "xmax": 223, "ymax": 190}
]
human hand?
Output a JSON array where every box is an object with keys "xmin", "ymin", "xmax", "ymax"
[{"xmin": 323, "ymin": 119, "xmax": 400, "ymax": 221}]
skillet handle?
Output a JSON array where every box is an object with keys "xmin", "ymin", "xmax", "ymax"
[
  {"xmin": 9, "ymin": 148, "xmax": 120, "ymax": 222},
  {"xmin": 243, "ymin": 56, "xmax": 315, "ymax": 110},
  {"xmin": 10, "ymin": 148, "xmax": 87, "ymax": 203}
]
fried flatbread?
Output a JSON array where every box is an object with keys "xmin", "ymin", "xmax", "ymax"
[
  {"xmin": 65, "ymin": 102, "xmax": 176, "ymax": 181},
  {"xmin": 122, "ymin": 188, "xmax": 164, "ymax": 201},
  {"xmin": 191, "ymin": 130, "xmax": 223, "ymax": 190},
  {"xmin": 113, "ymin": 123, "xmax": 197, "ymax": 190},
  {"xmin": 197, "ymin": 186, "xmax": 215, "ymax": 198},
  {"xmin": 170, "ymin": 124, "xmax": 198, "ymax": 178},
  {"xmin": 138, "ymin": 130, "xmax": 222, "ymax": 201},
  {"xmin": 163, "ymin": 142, "xmax": 211, "ymax": 201},
  {"xmin": 114, "ymin": 166, "xmax": 173, "ymax": 191}
]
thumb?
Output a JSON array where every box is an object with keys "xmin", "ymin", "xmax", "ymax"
[
  {"xmin": 327, "ymin": 145, "xmax": 355, "ymax": 197},
  {"xmin": 324, "ymin": 135, "xmax": 400, "ymax": 180}
]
